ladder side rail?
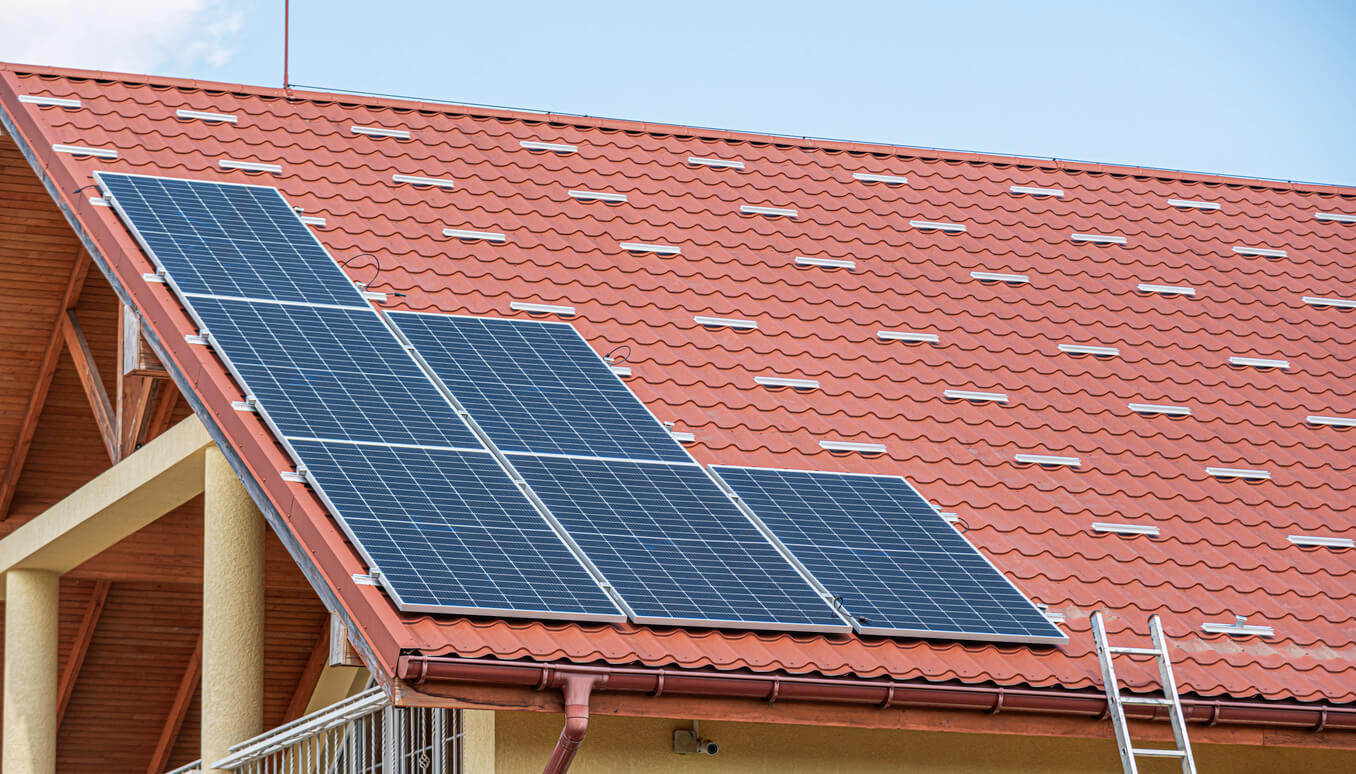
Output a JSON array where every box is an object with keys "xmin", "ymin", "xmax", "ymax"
[
  {"xmin": 1149, "ymin": 615, "xmax": 1198, "ymax": 774},
  {"xmin": 1092, "ymin": 612, "xmax": 1140, "ymax": 774}
]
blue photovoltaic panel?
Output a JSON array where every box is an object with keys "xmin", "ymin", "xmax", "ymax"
[
  {"xmin": 94, "ymin": 172, "xmax": 366, "ymax": 307},
  {"xmin": 290, "ymin": 440, "xmax": 623, "ymax": 620},
  {"xmin": 710, "ymin": 466, "xmax": 1066, "ymax": 643},
  {"xmin": 510, "ymin": 455, "xmax": 848, "ymax": 632},
  {"xmin": 188, "ymin": 296, "xmax": 482, "ymax": 449},
  {"xmin": 388, "ymin": 312, "xmax": 690, "ymax": 463}
]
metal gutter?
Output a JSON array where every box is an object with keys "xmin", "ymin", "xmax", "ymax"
[{"xmin": 398, "ymin": 655, "xmax": 1356, "ymax": 736}]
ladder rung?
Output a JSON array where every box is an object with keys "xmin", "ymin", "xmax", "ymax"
[
  {"xmin": 1132, "ymin": 748, "xmax": 1187, "ymax": 759},
  {"xmin": 1108, "ymin": 646, "xmax": 1162, "ymax": 656},
  {"xmin": 1119, "ymin": 696, "xmax": 1174, "ymax": 707}
]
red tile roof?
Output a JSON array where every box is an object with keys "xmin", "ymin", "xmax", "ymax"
[{"xmin": 3, "ymin": 63, "xmax": 1353, "ymax": 707}]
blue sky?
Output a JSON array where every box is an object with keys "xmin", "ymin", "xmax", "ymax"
[{"xmin": 4, "ymin": 1, "xmax": 1354, "ymax": 184}]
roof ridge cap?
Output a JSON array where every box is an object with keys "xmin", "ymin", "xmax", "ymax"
[{"xmin": 3, "ymin": 60, "xmax": 1354, "ymax": 195}]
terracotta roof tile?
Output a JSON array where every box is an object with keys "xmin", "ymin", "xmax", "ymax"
[{"xmin": 4, "ymin": 63, "xmax": 1353, "ymax": 706}]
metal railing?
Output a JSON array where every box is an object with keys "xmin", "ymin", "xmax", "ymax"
[{"xmin": 170, "ymin": 688, "xmax": 461, "ymax": 774}]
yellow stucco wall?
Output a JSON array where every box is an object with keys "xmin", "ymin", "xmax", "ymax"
[{"xmin": 488, "ymin": 711, "xmax": 1356, "ymax": 774}]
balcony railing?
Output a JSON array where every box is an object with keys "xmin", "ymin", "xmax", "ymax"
[{"xmin": 168, "ymin": 687, "xmax": 462, "ymax": 774}]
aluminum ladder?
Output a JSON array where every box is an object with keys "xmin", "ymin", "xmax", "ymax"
[{"xmin": 1091, "ymin": 612, "xmax": 1197, "ymax": 774}]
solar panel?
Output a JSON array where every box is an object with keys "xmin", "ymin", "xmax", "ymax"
[
  {"xmin": 94, "ymin": 172, "xmax": 366, "ymax": 307},
  {"xmin": 388, "ymin": 312, "xmax": 690, "ymax": 463},
  {"xmin": 290, "ymin": 440, "xmax": 623, "ymax": 620},
  {"xmin": 509, "ymin": 455, "xmax": 849, "ymax": 632},
  {"xmin": 710, "ymin": 466, "xmax": 1066, "ymax": 644},
  {"xmin": 188, "ymin": 296, "xmax": 482, "ymax": 449}
]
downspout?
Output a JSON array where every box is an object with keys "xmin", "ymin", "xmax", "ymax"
[{"xmin": 540, "ymin": 670, "xmax": 607, "ymax": 774}]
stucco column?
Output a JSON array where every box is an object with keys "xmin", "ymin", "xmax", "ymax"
[
  {"xmin": 201, "ymin": 447, "xmax": 265, "ymax": 772},
  {"xmin": 462, "ymin": 709, "xmax": 496, "ymax": 773},
  {"xmin": 3, "ymin": 568, "xmax": 59, "ymax": 774}
]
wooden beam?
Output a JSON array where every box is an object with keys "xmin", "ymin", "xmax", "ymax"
[
  {"xmin": 141, "ymin": 382, "xmax": 180, "ymax": 446},
  {"xmin": 56, "ymin": 580, "xmax": 111, "ymax": 726},
  {"xmin": 0, "ymin": 250, "xmax": 91, "ymax": 519},
  {"xmin": 0, "ymin": 416, "xmax": 212, "ymax": 594},
  {"xmin": 145, "ymin": 633, "xmax": 202, "ymax": 774},
  {"xmin": 284, "ymin": 618, "xmax": 332, "ymax": 722},
  {"xmin": 121, "ymin": 304, "xmax": 167, "ymax": 378},
  {"xmin": 60, "ymin": 309, "xmax": 119, "ymax": 464}
]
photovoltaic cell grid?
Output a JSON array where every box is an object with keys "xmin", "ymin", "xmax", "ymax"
[
  {"xmin": 95, "ymin": 172, "xmax": 367, "ymax": 308},
  {"xmin": 511, "ymin": 455, "xmax": 849, "ymax": 631},
  {"xmin": 188, "ymin": 296, "xmax": 482, "ymax": 449},
  {"xmin": 290, "ymin": 440, "xmax": 622, "ymax": 620},
  {"xmin": 711, "ymin": 466, "xmax": 1066, "ymax": 643},
  {"xmin": 388, "ymin": 312, "xmax": 691, "ymax": 463}
]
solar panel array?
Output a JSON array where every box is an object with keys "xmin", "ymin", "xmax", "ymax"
[
  {"xmin": 712, "ymin": 466, "xmax": 1066, "ymax": 643},
  {"xmin": 98, "ymin": 173, "xmax": 620, "ymax": 623},
  {"xmin": 292, "ymin": 440, "xmax": 621, "ymax": 620},
  {"xmin": 100, "ymin": 172, "xmax": 1065, "ymax": 645},
  {"xmin": 96, "ymin": 172, "xmax": 367, "ymax": 307},
  {"xmin": 389, "ymin": 313, "xmax": 691, "ymax": 463},
  {"xmin": 512, "ymin": 455, "xmax": 845, "ymax": 630},
  {"xmin": 190, "ymin": 297, "xmax": 481, "ymax": 449}
]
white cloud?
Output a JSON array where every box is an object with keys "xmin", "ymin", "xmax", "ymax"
[{"xmin": 0, "ymin": 0, "xmax": 243, "ymax": 74}]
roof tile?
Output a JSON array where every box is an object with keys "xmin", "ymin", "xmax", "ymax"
[{"xmin": 8, "ymin": 65, "xmax": 1354, "ymax": 705}]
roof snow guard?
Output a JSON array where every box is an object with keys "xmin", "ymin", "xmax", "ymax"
[{"xmin": 5, "ymin": 63, "xmax": 1355, "ymax": 726}]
